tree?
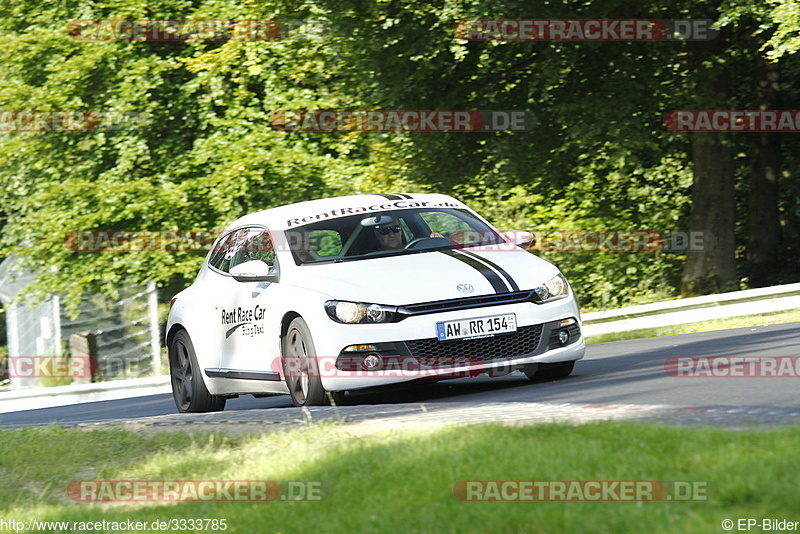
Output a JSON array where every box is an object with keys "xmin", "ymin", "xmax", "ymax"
[
  {"xmin": 1, "ymin": 0, "xmax": 798, "ymax": 312},
  {"xmin": 0, "ymin": 0, "xmax": 369, "ymax": 309}
]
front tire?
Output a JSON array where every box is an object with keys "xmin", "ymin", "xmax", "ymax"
[
  {"xmin": 169, "ymin": 329, "xmax": 226, "ymax": 413},
  {"xmin": 282, "ymin": 317, "xmax": 329, "ymax": 406}
]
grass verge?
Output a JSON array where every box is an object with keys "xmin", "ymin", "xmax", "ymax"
[
  {"xmin": 1, "ymin": 421, "xmax": 798, "ymax": 533},
  {"xmin": 585, "ymin": 308, "xmax": 800, "ymax": 344}
]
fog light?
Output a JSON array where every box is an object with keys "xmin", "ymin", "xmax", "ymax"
[
  {"xmin": 558, "ymin": 329, "xmax": 570, "ymax": 345},
  {"xmin": 362, "ymin": 354, "xmax": 382, "ymax": 370}
]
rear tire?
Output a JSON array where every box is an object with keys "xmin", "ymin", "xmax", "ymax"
[
  {"xmin": 282, "ymin": 317, "xmax": 329, "ymax": 406},
  {"xmin": 523, "ymin": 361, "xmax": 575, "ymax": 382},
  {"xmin": 169, "ymin": 329, "xmax": 226, "ymax": 413}
]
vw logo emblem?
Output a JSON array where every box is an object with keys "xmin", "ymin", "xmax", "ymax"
[{"xmin": 457, "ymin": 283, "xmax": 474, "ymax": 294}]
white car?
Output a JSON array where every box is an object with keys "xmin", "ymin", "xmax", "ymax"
[{"xmin": 166, "ymin": 193, "xmax": 585, "ymax": 411}]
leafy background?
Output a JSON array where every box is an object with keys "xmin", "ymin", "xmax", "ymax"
[{"xmin": 1, "ymin": 0, "xmax": 799, "ymax": 312}]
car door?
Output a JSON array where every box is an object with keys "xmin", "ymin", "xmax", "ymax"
[
  {"xmin": 217, "ymin": 226, "xmax": 282, "ymax": 377},
  {"xmin": 203, "ymin": 228, "xmax": 249, "ymax": 371}
]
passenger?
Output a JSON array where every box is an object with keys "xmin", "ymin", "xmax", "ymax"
[{"xmin": 288, "ymin": 229, "xmax": 313, "ymax": 262}]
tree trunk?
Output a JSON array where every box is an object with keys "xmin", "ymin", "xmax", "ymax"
[
  {"xmin": 680, "ymin": 6, "xmax": 738, "ymax": 297},
  {"xmin": 747, "ymin": 58, "xmax": 781, "ymax": 286},
  {"xmin": 681, "ymin": 135, "xmax": 738, "ymax": 295}
]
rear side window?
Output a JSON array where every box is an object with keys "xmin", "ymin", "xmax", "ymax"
[
  {"xmin": 208, "ymin": 227, "xmax": 275, "ymax": 273},
  {"xmin": 208, "ymin": 231, "xmax": 239, "ymax": 273}
]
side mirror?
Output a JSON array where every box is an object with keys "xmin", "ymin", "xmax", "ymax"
[
  {"xmin": 230, "ymin": 260, "xmax": 279, "ymax": 282},
  {"xmin": 504, "ymin": 230, "xmax": 535, "ymax": 249}
]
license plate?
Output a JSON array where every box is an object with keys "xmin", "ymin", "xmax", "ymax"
[{"xmin": 436, "ymin": 313, "xmax": 517, "ymax": 341}]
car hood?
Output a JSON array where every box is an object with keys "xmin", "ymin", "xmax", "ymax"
[{"xmin": 282, "ymin": 248, "xmax": 562, "ymax": 304}]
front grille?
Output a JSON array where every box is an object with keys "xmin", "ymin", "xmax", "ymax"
[
  {"xmin": 400, "ymin": 291, "xmax": 537, "ymax": 316},
  {"xmin": 404, "ymin": 324, "xmax": 543, "ymax": 365}
]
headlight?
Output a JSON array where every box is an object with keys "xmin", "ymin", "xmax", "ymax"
[
  {"xmin": 325, "ymin": 301, "xmax": 401, "ymax": 324},
  {"xmin": 534, "ymin": 274, "xmax": 570, "ymax": 303}
]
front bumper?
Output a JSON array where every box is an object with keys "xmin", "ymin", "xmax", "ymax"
[{"xmin": 317, "ymin": 313, "xmax": 585, "ymax": 391}]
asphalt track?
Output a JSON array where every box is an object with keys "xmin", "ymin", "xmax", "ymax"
[{"xmin": 1, "ymin": 322, "xmax": 798, "ymax": 429}]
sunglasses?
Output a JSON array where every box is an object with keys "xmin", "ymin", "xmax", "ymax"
[{"xmin": 376, "ymin": 226, "xmax": 401, "ymax": 236}]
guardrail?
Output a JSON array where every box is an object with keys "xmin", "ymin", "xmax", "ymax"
[
  {"xmin": 1, "ymin": 284, "xmax": 798, "ymax": 414},
  {"xmin": 0, "ymin": 376, "xmax": 171, "ymax": 414},
  {"xmin": 581, "ymin": 282, "xmax": 800, "ymax": 337}
]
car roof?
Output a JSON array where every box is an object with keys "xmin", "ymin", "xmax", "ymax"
[{"xmin": 223, "ymin": 193, "xmax": 470, "ymax": 233}]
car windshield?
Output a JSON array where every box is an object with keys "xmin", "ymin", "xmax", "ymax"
[{"xmin": 285, "ymin": 208, "xmax": 505, "ymax": 264}]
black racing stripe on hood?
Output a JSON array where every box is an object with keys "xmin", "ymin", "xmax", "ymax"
[
  {"xmin": 457, "ymin": 249, "xmax": 521, "ymax": 291},
  {"xmin": 440, "ymin": 250, "xmax": 509, "ymax": 293}
]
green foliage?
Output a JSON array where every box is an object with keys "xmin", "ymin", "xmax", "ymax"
[
  {"xmin": 719, "ymin": 0, "xmax": 800, "ymax": 60},
  {"xmin": 0, "ymin": 0, "xmax": 799, "ymax": 310},
  {"xmin": 0, "ymin": 0, "xmax": 371, "ymax": 307}
]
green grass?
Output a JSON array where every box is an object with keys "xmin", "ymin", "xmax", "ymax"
[
  {"xmin": 1, "ymin": 422, "xmax": 799, "ymax": 533},
  {"xmin": 586, "ymin": 308, "xmax": 800, "ymax": 344}
]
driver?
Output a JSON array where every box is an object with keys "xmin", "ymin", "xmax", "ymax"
[{"xmin": 374, "ymin": 218, "xmax": 404, "ymax": 251}]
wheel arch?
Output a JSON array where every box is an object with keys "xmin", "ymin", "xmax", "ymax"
[
  {"xmin": 166, "ymin": 323, "xmax": 186, "ymax": 349},
  {"xmin": 280, "ymin": 311, "xmax": 303, "ymax": 343}
]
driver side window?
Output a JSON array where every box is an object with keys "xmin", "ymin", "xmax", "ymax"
[{"xmin": 208, "ymin": 227, "xmax": 276, "ymax": 274}]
